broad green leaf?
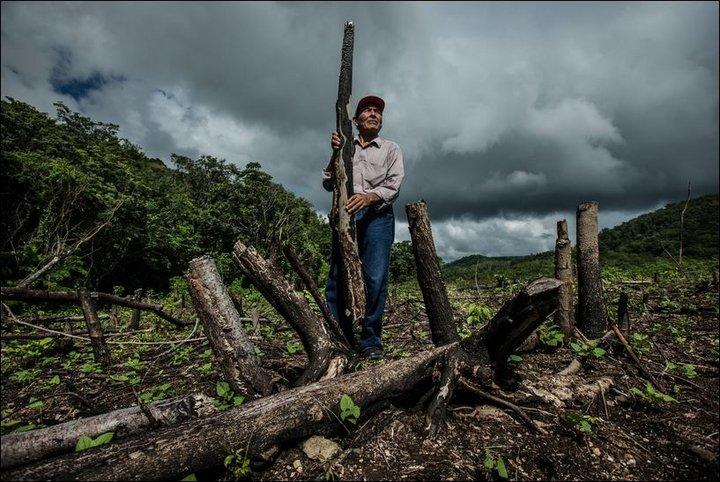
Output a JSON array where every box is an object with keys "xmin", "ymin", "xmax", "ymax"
[
  {"xmin": 75, "ymin": 435, "xmax": 94, "ymax": 452},
  {"xmin": 233, "ymin": 395, "xmax": 245, "ymax": 406},
  {"xmin": 180, "ymin": 474, "xmax": 197, "ymax": 481},
  {"xmin": 496, "ymin": 456, "xmax": 508, "ymax": 479},
  {"xmin": 93, "ymin": 432, "xmax": 114, "ymax": 446},
  {"xmin": 48, "ymin": 375, "xmax": 61, "ymax": 385},
  {"xmin": 483, "ymin": 450, "xmax": 494, "ymax": 469},
  {"xmin": 216, "ymin": 381, "xmax": 231, "ymax": 398},
  {"xmin": 340, "ymin": 394, "xmax": 353, "ymax": 411}
]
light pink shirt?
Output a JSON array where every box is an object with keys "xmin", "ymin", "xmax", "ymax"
[{"xmin": 322, "ymin": 136, "xmax": 404, "ymax": 211}]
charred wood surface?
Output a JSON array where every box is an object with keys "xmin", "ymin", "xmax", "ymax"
[
  {"xmin": 0, "ymin": 394, "xmax": 214, "ymax": 470},
  {"xmin": 77, "ymin": 288, "xmax": 111, "ymax": 367},
  {"xmin": 554, "ymin": 219, "xmax": 575, "ymax": 336},
  {"xmin": 576, "ymin": 202, "xmax": 609, "ymax": 338},
  {"xmin": 405, "ymin": 201, "xmax": 459, "ymax": 347},
  {"xmin": 232, "ymin": 241, "xmax": 347, "ymax": 385},
  {"xmin": 188, "ymin": 256, "xmax": 276, "ymax": 396},
  {"xmin": 4, "ymin": 346, "xmax": 451, "ymax": 481}
]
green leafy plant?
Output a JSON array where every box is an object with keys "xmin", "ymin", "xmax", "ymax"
[
  {"xmin": 75, "ymin": 432, "xmax": 114, "ymax": 452},
  {"xmin": 198, "ymin": 362, "xmax": 213, "ymax": 376},
  {"xmin": 507, "ymin": 354, "xmax": 523, "ymax": 364},
  {"xmin": 539, "ymin": 324, "xmax": 565, "ymax": 347},
  {"xmin": 139, "ymin": 383, "xmax": 174, "ymax": 404},
  {"xmin": 27, "ymin": 397, "xmax": 43, "ymax": 409},
  {"xmin": 629, "ymin": 332, "xmax": 653, "ymax": 356},
  {"xmin": 570, "ymin": 340, "xmax": 606, "ymax": 358},
  {"xmin": 124, "ymin": 358, "xmax": 146, "ymax": 371},
  {"xmin": 285, "ymin": 341, "xmax": 304, "ymax": 355},
  {"xmin": 483, "ymin": 449, "xmax": 508, "ymax": 479},
  {"xmin": 466, "ymin": 303, "xmax": 493, "ymax": 326},
  {"xmin": 110, "ymin": 371, "xmax": 141, "ymax": 385},
  {"xmin": 224, "ymin": 450, "xmax": 251, "ymax": 478},
  {"xmin": 339, "ymin": 394, "xmax": 360, "ymax": 425},
  {"xmin": 563, "ymin": 411, "xmax": 600, "ymax": 433},
  {"xmin": 80, "ymin": 361, "xmax": 103, "ymax": 374},
  {"xmin": 47, "ymin": 374, "xmax": 61, "ymax": 385},
  {"xmin": 171, "ymin": 345, "xmax": 194, "ymax": 366},
  {"xmin": 629, "ymin": 382, "xmax": 677, "ymax": 404},
  {"xmin": 213, "ymin": 381, "xmax": 245, "ymax": 410},
  {"xmin": 10, "ymin": 370, "xmax": 35, "ymax": 382}
]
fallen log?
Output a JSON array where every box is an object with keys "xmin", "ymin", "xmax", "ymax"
[
  {"xmin": 188, "ymin": 255, "xmax": 276, "ymax": 396},
  {"xmin": 233, "ymin": 241, "xmax": 348, "ymax": 385},
  {"xmin": 1, "ymin": 287, "xmax": 190, "ymax": 329},
  {"xmin": 3, "ymin": 346, "xmax": 452, "ymax": 481},
  {"xmin": 0, "ymin": 393, "xmax": 214, "ymax": 470}
]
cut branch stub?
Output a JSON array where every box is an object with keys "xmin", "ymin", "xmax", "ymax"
[
  {"xmin": 232, "ymin": 240, "xmax": 347, "ymax": 385},
  {"xmin": 188, "ymin": 256, "xmax": 276, "ymax": 397},
  {"xmin": 576, "ymin": 201, "xmax": 609, "ymax": 338},
  {"xmin": 554, "ymin": 219, "xmax": 575, "ymax": 337},
  {"xmin": 405, "ymin": 200, "xmax": 458, "ymax": 347},
  {"xmin": 77, "ymin": 288, "xmax": 111, "ymax": 367}
]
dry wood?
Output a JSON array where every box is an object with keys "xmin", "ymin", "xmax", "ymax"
[
  {"xmin": 0, "ymin": 393, "xmax": 214, "ymax": 470},
  {"xmin": 233, "ymin": 240, "xmax": 348, "ymax": 385},
  {"xmin": 405, "ymin": 201, "xmax": 459, "ymax": 347},
  {"xmin": 328, "ymin": 21, "xmax": 366, "ymax": 328},
  {"xmin": 128, "ymin": 288, "xmax": 144, "ymax": 330},
  {"xmin": 188, "ymin": 256, "xmax": 276, "ymax": 396},
  {"xmin": 554, "ymin": 219, "xmax": 575, "ymax": 336},
  {"xmin": 617, "ymin": 291, "xmax": 630, "ymax": 336},
  {"xmin": 1, "ymin": 287, "xmax": 190, "ymax": 328},
  {"xmin": 283, "ymin": 243, "xmax": 346, "ymax": 345},
  {"xmin": 77, "ymin": 288, "xmax": 111, "ymax": 367},
  {"xmin": 576, "ymin": 201, "xmax": 609, "ymax": 338},
  {"xmin": 4, "ymin": 346, "xmax": 452, "ymax": 481}
]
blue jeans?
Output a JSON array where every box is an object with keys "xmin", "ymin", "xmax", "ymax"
[{"xmin": 325, "ymin": 206, "xmax": 394, "ymax": 350}]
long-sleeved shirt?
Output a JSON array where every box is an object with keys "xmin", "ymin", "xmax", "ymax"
[{"xmin": 322, "ymin": 136, "xmax": 404, "ymax": 211}]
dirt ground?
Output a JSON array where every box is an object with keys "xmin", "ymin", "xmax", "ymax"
[{"xmin": 1, "ymin": 276, "xmax": 718, "ymax": 480}]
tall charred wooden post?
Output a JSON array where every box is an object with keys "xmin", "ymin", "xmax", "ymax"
[
  {"xmin": 77, "ymin": 288, "xmax": 111, "ymax": 367},
  {"xmin": 554, "ymin": 219, "xmax": 575, "ymax": 337},
  {"xmin": 329, "ymin": 21, "xmax": 366, "ymax": 328},
  {"xmin": 576, "ymin": 201, "xmax": 608, "ymax": 338},
  {"xmin": 188, "ymin": 256, "xmax": 275, "ymax": 397},
  {"xmin": 128, "ymin": 288, "xmax": 144, "ymax": 329}
]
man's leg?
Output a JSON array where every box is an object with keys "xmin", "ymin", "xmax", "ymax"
[
  {"xmin": 357, "ymin": 207, "xmax": 395, "ymax": 350},
  {"xmin": 325, "ymin": 232, "xmax": 356, "ymax": 347}
]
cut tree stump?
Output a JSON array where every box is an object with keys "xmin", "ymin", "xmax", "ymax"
[
  {"xmin": 576, "ymin": 201, "xmax": 609, "ymax": 338},
  {"xmin": 554, "ymin": 219, "xmax": 575, "ymax": 337},
  {"xmin": 77, "ymin": 288, "xmax": 111, "ymax": 367},
  {"xmin": 128, "ymin": 288, "xmax": 144, "ymax": 330},
  {"xmin": 188, "ymin": 255, "xmax": 276, "ymax": 397},
  {"xmin": 233, "ymin": 240, "xmax": 348, "ymax": 385},
  {"xmin": 0, "ymin": 393, "xmax": 214, "ymax": 470},
  {"xmin": 3, "ymin": 346, "xmax": 452, "ymax": 481}
]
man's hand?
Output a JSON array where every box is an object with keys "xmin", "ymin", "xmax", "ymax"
[
  {"xmin": 331, "ymin": 131, "xmax": 342, "ymax": 151},
  {"xmin": 346, "ymin": 193, "xmax": 381, "ymax": 214}
]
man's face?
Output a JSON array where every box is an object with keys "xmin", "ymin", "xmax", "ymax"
[{"xmin": 354, "ymin": 105, "xmax": 383, "ymax": 135}]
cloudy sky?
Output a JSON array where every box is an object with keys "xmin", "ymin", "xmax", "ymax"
[{"xmin": 2, "ymin": 2, "xmax": 718, "ymax": 261}]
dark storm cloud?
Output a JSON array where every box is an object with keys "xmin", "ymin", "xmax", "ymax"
[{"xmin": 1, "ymin": 1, "xmax": 717, "ymax": 259}]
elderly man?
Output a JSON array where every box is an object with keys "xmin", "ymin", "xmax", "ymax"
[{"xmin": 322, "ymin": 95, "xmax": 404, "ymax": 360}]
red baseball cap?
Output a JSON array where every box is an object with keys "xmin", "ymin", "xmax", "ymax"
[{"xmin": 354, "ymin": 95, "xmax": 385, "ymax": 118}]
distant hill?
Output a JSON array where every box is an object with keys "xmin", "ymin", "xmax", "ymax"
[{"xmin": 443, "ymin": 194, "xmax": 719, "ymax": 280}]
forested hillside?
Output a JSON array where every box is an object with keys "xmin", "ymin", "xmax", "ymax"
[{"xmin": 0, "ymin": 98, "xmax": 330, "ymax": 292}]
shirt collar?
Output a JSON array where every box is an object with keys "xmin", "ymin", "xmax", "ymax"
[{"xmin": 354, "ymin": 136, "xmax": 383, "ymax": 148}]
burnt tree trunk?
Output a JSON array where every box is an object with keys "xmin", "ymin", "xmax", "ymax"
[
  {"xmin": 617, "ymin": 291, "xmax": 630, "ymax": 336},
  {"xmin": 329, "ymin": 21, "xmax": 366, "ymax": 328},
  {"xmin": 554, "ymin": 219, "xmax": 575, "ymax": 337},
  {"xmin": 233, "ymin": 241, "xmax": 348, "ymax": 385},
  {"xmin": 77, "ymin": 288, "xmax": 111, "ymax": 367},
  {"xmin": 576, "ymin": 201, "xmax": 608, "ymax": 338},
  {"xmin": 0, "ymin": 394, "xmax": 214, "ymax": 470},
  {"xmin": 128, "ymin": 288, "xmax": 144, "ymax": 330},
  {"xmin": 282, "ymin": 243, "xmax": 343, "ymax": 343},
  {"xmin": 4, "ymin": 346, "xmax": 452, "ymax": 481},
  {"xmin": 188, "ymin": 256, "xmax": 276, "ymax": 397},
  {"xmin": 405, "ymin": 201, "xmax": 458, "ymax": 347}
]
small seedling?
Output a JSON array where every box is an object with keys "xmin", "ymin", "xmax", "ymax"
[
  {"xmin": 563, "ymin": 410, "xmax": 600, "ymax": 433},
  {"xmin": 507, "ymin": 354, "xmax": 523, "ymax": 364},
  {"xmin": 539, "ymin": 324, "xmax": 565, "ymax": 347},
  {"xmin": 629, "ymin": 382, "xmax": 677, "ymax": 404},
  {"xmin": 483, "ymin": 449, "xmax": 508, "ymax": 479},
  {"xmin": 224, "ymin": 450, "xmax": 251, "ymax": 478},
  {"xmin": 570, "ymin": 340, "xmax": 606, "ymax": 358},
  {"xmin": 75, "ymin": 432, "xmax": 114, "ymax": 452},
  {"xmin": 286, "ymin": 341, "xmax": 303, "ymax": 355},
  {"xmin": 139, "ymin": 382, "xmax": 173, "ymax": 404},
  {"xmin": 629, "ymin": 332, "xmax": 653, "ymax": 356},
  {"xmin": 213, "ymin": 381, "xmax": 245, "ymax": 410},
  {"xmin": 339, "ymin": 394, "xmax": 360, "ymax": 425}
]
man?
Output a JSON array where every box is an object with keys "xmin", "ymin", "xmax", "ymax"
[{"xmin": 322, "ymin": 95, "xmax": 404, "ymax": 360}]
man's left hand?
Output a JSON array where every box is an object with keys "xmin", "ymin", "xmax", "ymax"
[{"xmin": 346, "ymin": 193, "xmax": 381, "ymax": 214}]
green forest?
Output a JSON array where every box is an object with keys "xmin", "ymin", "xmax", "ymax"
[{"xmin": 1, "ymin": 98, "xmax": 331, "ymax": 293}]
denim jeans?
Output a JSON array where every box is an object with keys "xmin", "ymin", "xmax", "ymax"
[{"xmin": 325, "ymin": 206, "xmax": 395, "ymax": 350}]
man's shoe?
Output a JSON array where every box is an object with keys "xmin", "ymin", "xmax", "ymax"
[{"xmin": 361, "ymin": 346, "xmax": 383, "ymax": 360}]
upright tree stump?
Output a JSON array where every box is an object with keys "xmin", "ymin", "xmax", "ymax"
[
  {"xmin": 405, "ymin": 201, "xmax": 458, "ymax": 347},
  {"xmin": 188, "ymin": 256, "xmax": 275, "ymax": 397},
  {"xmin": 77, "ymin": 288, "xmax": 111, "ymax": 367},
  {"xmin": 576, "ymin": 201, "xmax": 608, "ymax": 338},
  {"xmin": 554, "ymin": 219, "xmax": 575, "ymax": 337},
  {"xmin": 128, "ymin": 288, "xmax": 144, "ymax": 330}
]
